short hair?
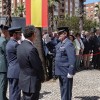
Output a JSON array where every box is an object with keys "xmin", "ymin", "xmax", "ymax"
[
  {"xmin": 69, "ymin": 35, "xmax": 75, "ymax": 40},
  {"xmin": 75, "ymin": 33, "xmax": 81, "ymax": 37},
  {"xmin": 24, "ymin": 25, "xmax": 36, "ymax": 38}
]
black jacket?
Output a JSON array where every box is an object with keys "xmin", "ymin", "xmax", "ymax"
[{"xmin": 17, "ymin": 40, "xmax": 44, "ymax": 93}]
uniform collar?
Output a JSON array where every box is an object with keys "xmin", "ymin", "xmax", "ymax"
[
  {"xmin": 10, "ymin": 37, "xmax": 18, "ymax": 42},
  {"xmin": 62, "ymin": 38, "xmax": 68, "ymax": 44}
]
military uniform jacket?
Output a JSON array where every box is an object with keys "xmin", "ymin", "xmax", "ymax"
[
  {"xmin": 0, "ymin": 37, "xmax": 8, "ymax": 72},
  {"xmin": 55, "ymin": 38, "xmax": 76, "ymax": 76},
  {"xmin": 6, "ymin": 38, "xmax": 20, "ymax": 79}
]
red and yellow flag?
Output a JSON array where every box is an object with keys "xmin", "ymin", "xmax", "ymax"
[{"xmin": 26, "ymin": 0, "xmax": 48, "ymax": 27}]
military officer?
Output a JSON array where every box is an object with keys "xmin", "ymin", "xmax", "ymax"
[
  {"xmin": 6, "ymin": 27, "xmax": 22, "ymax": 100},
  {"xmin": 55, "ymin": 27, "xmax": 76, "ymax": 100},
  {"xmin": 0, "ymin": 25, "xmax": 9, "ymax": 100}
]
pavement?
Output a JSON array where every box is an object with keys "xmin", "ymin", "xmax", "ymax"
[
  {"xmin": 7, "ymin": 69, "xmax": 100, "ymax": 100},
  {"xmin": 39, "ymin": 69, "xmax": 100, "ymax": 100}
]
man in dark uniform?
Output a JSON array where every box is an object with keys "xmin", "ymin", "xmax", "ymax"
[
  {"xmin": 55, "ymin": 27, "xmax": 76, "ymax": 100},
  {"xmin": 0, "ymin": 25, "xmax": 9, "ymax": 100},
  {"xmin": 17, "ymin": 25, "xmax": 44, "ymax": 100},
  {"xmin": 6, "ymin": 27, "xmax": 22, "ymax": 100}
]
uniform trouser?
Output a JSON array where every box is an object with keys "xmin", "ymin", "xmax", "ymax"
[
  {"xmin": 47, "ymin": 54, "xmax": 53, "ymax": 79},
  {"xmin": 8, "ymin": 78, "xmax": 21, "ymax": 100},
  {"xmin": 75, "ymin": 55, "xmax": 82, "ymax": 70},
  {"xmin": 0, "ymin": 72, "xmax": 8, "ymax": 100},
  {"xmin": 23, "ymin": 92, "xmax": 39, "ymax": 100},
  {"xmin": 59, "ymin": 76, "xmax": 73, "ymax": 100}
]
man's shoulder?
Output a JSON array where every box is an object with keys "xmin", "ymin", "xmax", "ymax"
[
  {"xmin": 0, "ymin": 37, "xmax": 5, "ymax": 42},
  {"xmin": 7, "ymin": 39, "xmax": 17, "ymax": 46},
  {"xmin": 18, "ymin": 40, "xmax": 34, "ymax": 51}
]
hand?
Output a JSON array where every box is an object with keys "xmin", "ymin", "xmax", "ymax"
[
  {"xmin": 67, "ymin": 73, "xmax": 73, "ymax": 78},
  {"xmin": 80, "ymin": 49, "xmax": 84, "ymax": 53}
]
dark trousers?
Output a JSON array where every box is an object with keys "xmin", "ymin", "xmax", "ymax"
[
  {"xmin": 47, "ymin": 54, "xmax": 53, "ymax": 79},
  {"xmin": 0, "ymin": 73, "xmax": 8, "ymax": 100},
  {"xmin": 92, "ymin": 52, "xmax": 100, "ymax": 68},
  {"xmin": 9, "ymin": 78, "xmax": 21, "ymax": 100},
  {"xmin": 23, "ymin": 92, "xmax": 39, "ymax": 100},
  {"xmin": 59, "ymin": 76, "xmax": 73, "ymax": 100}
]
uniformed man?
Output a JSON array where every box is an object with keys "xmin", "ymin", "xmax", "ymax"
[
  {"xmin": 55, "ymin": 27, "xmax": 76, "ymax": 100},
  {"xmin": 0, "ymin": 25, "xmax": 9, "ymax": 100},
  {"xmin": 6, "ymin": 27, "xmax": 22, "ymax": 100}
]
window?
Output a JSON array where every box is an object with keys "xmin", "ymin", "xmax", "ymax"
[
  {"xmin": 62, "ymin": 3, "xmax": 64, "ymax": 7},
  {"xmin": 60, "ymin": 9, "xmax": 64, "ymax": 13}
]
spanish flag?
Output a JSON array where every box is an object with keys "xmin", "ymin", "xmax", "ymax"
[{"xmin": 26, "ymin": 0, "xmax": 48, "ymax": 27}]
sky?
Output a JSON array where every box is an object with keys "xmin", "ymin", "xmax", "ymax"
[{"xmin": 85, "ymin": 0, "xmax": 100, "ymax": 4}]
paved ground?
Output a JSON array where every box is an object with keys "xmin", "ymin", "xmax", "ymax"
[
  {"xmin": 7, "ymin": 69, "xmax": 100, "ymax": 100},
  {"xmin": 39, "ymin": 69, "xmax": 100, "ymax": 100}
]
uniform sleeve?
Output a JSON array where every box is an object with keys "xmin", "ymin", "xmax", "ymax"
[{"xmin": 66, "ymin": 43, "xmax": 76, "ymax": 75}]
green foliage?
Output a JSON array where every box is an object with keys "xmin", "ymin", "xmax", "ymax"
[
  {"xmin": 83, "ymin": 18, "xmax": 99, "ymax": 31},
  {"xmin": 12, "ymin": 8, "xmax": 19, "ymax": 16},
  {"xmin": 57, "ymin": 15, "xmax": 99, "ymax": 34},
  {"xmin": 13, "ymin": 4, "xmax": 25, "ymax": 17},
  {"xmin": 48, "ymin": 0, "xmax": 60, "ymax": 7},
  {"xmin": 58, "ymin": 16, "xmax": 79, "ymax": 33}
]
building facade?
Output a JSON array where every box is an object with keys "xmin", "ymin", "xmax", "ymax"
[
  {"xmin": 0, "ymin": 0, "xmax": 25, "ymax": 16},
  {"xmin": 84, "ymin": 2, "xmax": 100, "ymax": 22},
  {"xmin": 54, "ymin": 0, "xmax": 80, "ymax": 18}
]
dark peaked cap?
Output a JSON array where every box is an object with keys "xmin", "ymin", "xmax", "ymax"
[
  {"xmin": 57, "ymin": 27, "xmax": 69, "ymax": 35},
  {"xmin": 0, "ymin": 24, "xmax": 9, "ymax": 30},
  {"xmin": 8, "ymin": 27, "xmax": 22, "ymax": 33}
]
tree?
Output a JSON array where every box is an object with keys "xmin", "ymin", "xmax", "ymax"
[
  {"xmin": 5, "ymin": 0, "xmax": 12, "ymax": 27},
  {"xmin": 95, "ymin": 4, "xmax": 100, "ymax": 28},
  {"xmin": 17, "ymin": 4, "xmax": 25, "ymax": 17},
  {"xmin": 79, "ymin": 0, "xmax": 85, "ymax": 32},
  {"xmin": 84, "ymin": 18, "xmax": 99, "ymax": 31},
  {"xmin": 57, "ymin": 15, "xmax": 99, "ymax": 34},
  {"xmin": 6, "ymin": 0, "xmax": 11, "ymax": 15},
  {"xmin": 48, "ymin": 0, "xmax": 60, "ymax": 31},
  {"xmin": 34, "ymin": 28, "xmax": 48, "ymax": 81}
]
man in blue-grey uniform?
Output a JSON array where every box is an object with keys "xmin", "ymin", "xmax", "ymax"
[
  {"xmin": 55, "ymin": 27, "xmax": 76, "ymax": 100},
  {"xmin": 6, "ymin": 27, "xmax": 22, "ymax": 100},
  {"xmin": 0, "ymin": 25, "xmax": 9, "ymax": 100}
]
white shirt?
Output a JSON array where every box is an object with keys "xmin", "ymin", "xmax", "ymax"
[{"xmin": 74, "ymin": 38, "xmax": 84, "ymax": 55}]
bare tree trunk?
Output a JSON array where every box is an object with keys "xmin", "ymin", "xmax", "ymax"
[
  {"xmin": 79, "ymin": 0, "xmax": 84, "ymax": 33},
  {"xmin": 6, "ymin": 0, "xmax": 11, "ymax": 15},
  {"xmin": 34, "ymin": 28, "xmax": 48, "ymax": 81}
]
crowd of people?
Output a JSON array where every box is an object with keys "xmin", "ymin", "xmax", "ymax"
[
  {"xmin": 0, "ymin": 24, "xmax": 100, "ymax": 100},
  {"xmin": 43, "ymin": 28, "xmax": 100, "ymax": 75}
]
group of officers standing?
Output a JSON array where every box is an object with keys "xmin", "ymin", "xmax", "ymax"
[
  {"xmin": 0, "ymin": 25, "xmax": 44, "ymax": 100},
  {"xmin": 0, "ymin": 23, "xmax": 100, "ymax": 100}
]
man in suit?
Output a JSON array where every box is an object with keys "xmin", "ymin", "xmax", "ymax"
[
  {"xmin": 17, "ymin": 25, "xmax": 44, "ymax": 100},
  {"xmin": 90, "ymin": 29, "xmax": 100, "ymax": 69},
  {"xmin": 0, "ymin": 25, "xmax": 9, "ymax": 100},
  {"xmin": 55, "ymin": 27, "xmax": 76, "ymax": 100},
  {"xmin": 6, "ymin": 27, "xmax": 22, "ymax": 100}
]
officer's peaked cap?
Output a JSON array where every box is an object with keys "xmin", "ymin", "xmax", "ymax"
[
  {"xmin": 0, "ymin": 24, "xmax": 9, "ymax": 30},
  {"xmin": 8, "ymin": 27, "xmax": 22, "ymax": 33},
  {"xmin": 57, "ymin": 27, "xmax": 69, "ymax": 35}
]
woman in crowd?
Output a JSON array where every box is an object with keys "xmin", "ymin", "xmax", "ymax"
[{"xmin": 74, "ymin": 33, "xmax": 84, "ymax": 71}]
